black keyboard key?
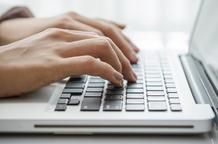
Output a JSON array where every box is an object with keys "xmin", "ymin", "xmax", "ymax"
[
  {"xmin": 106, "ymin": 90, "xmax": 124, "ymax": 95},
  {"xmin": 60, "ymin": 93, "xmax": 71, "ymax": 99},
  {"xmin": 84, "ymin": 92, "xmax": 102, "ymax": 98},
  {"xmin": 65, "ymin": 83, "xmax": 85, "ymax": 89},
  {"xmin": 68, "ymin": 98, "xmax": 80, "ymax": 105},
  {"xmin": 105, "ymin": 95, "xmax": 123, "ymax": 100},
  {"xmin": 127, "ymin": 84, "xmax": 143, "ymax": 89},
  {"xmin": 57, "ymin": 99, "xmax": 68, "ymax": 104},
  {"xmin": 89, "ymin": 79, "xmax": 105, "ymax": 83},
  {"xmin": 88, "ymin": 82, "xmax": 105, "ymax": 88},
  {"xmin": 55, "ymin": 104, "xmax": 67, "ymax": 111},
  {"xmin": 86, "ymin": 88, "xmax": 103, "ymax": 92},
  {"xmin": 69, "ymin": 76, "xmax": 86, "ymax": 82},
  {"xmin": 81, "ymin": 98, "xmax": 101, "ymax": 111},
  {"xmin": 126, "ymin": 104, "xmax": 145, "ymax": 111},
  {"xmin": 103, "ymin": 100, "xmax": 122, "ymax": 111},
  {"xmin": 62, "ymin": 88, "xmax": 83, "ymax": 94}
]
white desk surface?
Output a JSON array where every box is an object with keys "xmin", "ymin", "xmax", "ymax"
[{"xmin": 0, "ymin": 31, "xmax": 217, "ymax": 144}]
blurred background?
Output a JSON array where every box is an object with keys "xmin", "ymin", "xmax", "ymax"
[{"xmin": 0, "ymin": 0, "xmax": 202, "ymax": 50}]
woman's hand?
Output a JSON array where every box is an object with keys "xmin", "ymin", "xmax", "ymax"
[
  {"xmin": 0, "ymin": 28, "xmax": 136, "ymax": 97},
  {"xmin": 0, "ymin": 11, "xmax": 139, "ymax": 63}
]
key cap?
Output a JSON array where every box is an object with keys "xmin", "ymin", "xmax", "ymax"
[
  {"xmin": 103, "ymin": 100, "xmax": 122, "ymax": 111},
  {"xmin": 147, "ymin": 96, "xmax": 165, "ymax": 101},
  {"xmin": 65, "ymin": 83, "xmax": 85, "ymax": 89},
  {"xmin": 126, "ymin": 99, "xmax": 144, "ymax": 104},
  {"xmin": 147, "ymin": 91, "xmax": 165, "ymax": 96},
  {"xmin": 105, "ymin": 95, "xmax": 123, "ymax": 100},
  {"xmin": 88, "ymin": 82, "xmax": 105, "ymax": 88},
  {"xmin": 55, "ymin": 104, "xmax": 67, "ymax": 111},
  {"xmin": 127, "ymin": 84, "xmax": 143, "ymax": 89},
  {"xmin": 62, "ymin": 88, "xmax": 83, "ymax": 94},
  {"xmin": 60, "ymin": 93, "xmax": 71, "ymax": 99},
  {"xmin": 68, "ymin": 98, "xmax": 80, "ymax": 105},
  {"xmin": 169, "ymin": 98, "xmax": 180, "ymax": 104},
  {"xmin": 86, "ymin": 88, "xmax": 103, "ymax": 92},
  {"xmin": 81, "ymin": 98, "xmax": 101, "ymax": 111},
  {"xmin": 126, "ymin": 94, "xmax": 144, "ymax": 99},
  {"xmin": 69, "ymin": 76, "xmax": 86, "ymax": 82},
  {"xmin": 126, "ymin": 89, "xmax": 144, "ymax": 93},
  {"xmin": 106, "ymin": 90, "xmax": 124, "ymax": 95},
  {"xmin": 57, "ymin": 99, "xmax": 68, "ymax": 104},
  {"xmin": 145, "ymin": 74, "xmax": 161, "ymax": 78},
  {"xmin": 170, "ymin": 104, "xmax": 182, "ymax": 111},
  {"xmin": 167, "ymin": 88, "xmax": 177, "ymax": 93},
  {"xmin": 148, "ymin": 102, "xmax": 167, "ymax": 111},
  {"xmin": 135, "ymin": 79, "xmax": 144, "ymax": 84},
  {"xmin": 107, "ymin": 84, "xmax": 124, "ymax": 90},
  {"xmin": 84, "ymin": 92, "xmax": 102, "ymax": 98},
  {"xmin": 146, "ymin": 78, "xmax": 162, "ymax": 82},
  {"xmin": 126, "ymin": 104, "xmax": 145, "ymax": 111},
  {"xmin": 165, "ymin": 83, "xmax": 176, "ymax": 88},
  {"xmin": 168, "ymin": 93, "xmax": 179, "ymax": 98},
  {"xmin": 89, "ymin": 79, "xmax": 105, "ymax": 83},
  {"xmin": 146, "ymin": 82, "xmax": 163, "ymax": 87},
  {"xmin": 165, "ymin": 79, "xmax": 175, "ymax": 84},
  {"xmin": 146, "ymin": 86, "xmax": 164, "ymax": 91}
]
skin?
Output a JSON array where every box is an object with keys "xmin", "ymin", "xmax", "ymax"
[
  {"xmin": 0, "ymin": 11, "xmax": 140, "ymax": 63},
  {"xmin": 0, "ymin": 28, "xmax": 137, "ymax": 97}
]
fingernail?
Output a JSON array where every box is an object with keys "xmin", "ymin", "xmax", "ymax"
[
  {"xmin": 130, "ymin": 54, "xmax": 138, "ymax": 63},
  {"xmin": 132, "ymin": 72, "xmax": 137, "ymax": 81},
  {"xmin": 114, "ymin": 72, "xmax": 123, "ymax": 85}
]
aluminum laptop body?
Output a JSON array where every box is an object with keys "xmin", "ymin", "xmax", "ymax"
[{"xmin": 0, "ymin": 0, "xmax": 217, "ymax": 134}]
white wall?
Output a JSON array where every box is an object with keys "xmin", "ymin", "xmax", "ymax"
[{"xmin": 0, "ymin": 0, "xmax": 201, "ymax": 32}]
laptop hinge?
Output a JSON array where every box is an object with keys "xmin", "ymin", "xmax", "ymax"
[{"xmin": 180, "ymin": 54, "xmax": 218, "ymax": 124}]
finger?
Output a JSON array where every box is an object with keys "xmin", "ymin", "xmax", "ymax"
[
  {"xmin": 71, "ymin": 14, "xmax": 138, "ymax": 63},
  {"xmin": 45, "ymin": 28, "xmax": 100, "ymax": 42},
  {"xmin": 97, "ymin": 18, "xmax": 126, "ymax": 29},
  {"xmin": 60, "ymin": 56, "xmax": 123, "ymax": 86},
  {"xmin": 104, "ymin": 37, "xmax": 137, "ymax": 82},
  {"xmin": 59, "ymin": 19, "xmax": 104, "ymax": 36},
  {"xmin": 57, "ymin": 37, "xmax": 122, "ymax": 74}
]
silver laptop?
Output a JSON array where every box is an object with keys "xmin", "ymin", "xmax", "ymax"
[{"xmin": 0, "ymin": 0, "xmax": 217, "ymax": 134}]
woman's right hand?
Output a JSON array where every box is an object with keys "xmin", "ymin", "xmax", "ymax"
[{"xmin": 0, "ymin": 28, "xmax": 136, "ymax": 97}]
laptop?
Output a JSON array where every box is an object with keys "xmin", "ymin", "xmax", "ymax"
[{"xmin": 0, "ymin": 0, "xmax": 217, "ymax": 134}]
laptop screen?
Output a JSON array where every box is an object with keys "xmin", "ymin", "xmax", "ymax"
[{"xmin": 189, "ymin": 0, "xmax": 218, "ymax": 88}]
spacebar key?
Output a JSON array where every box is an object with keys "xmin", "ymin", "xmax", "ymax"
[{"xmin": 81, "ymin": 98, "xmax": 101, "ymax": 111}]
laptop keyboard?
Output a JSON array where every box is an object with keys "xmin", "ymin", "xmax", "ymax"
[{"xmin": 55, "ymin": 53, "xmax": 182, "ymax": 112}]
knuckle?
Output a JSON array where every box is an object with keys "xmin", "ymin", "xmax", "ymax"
[
  {"xmin": 66, "ymin": 11, "xmax": 78, "ymax": 17},
  {"xmin": 83, "ymin": 56, "xmax": 97, "ymax": 66},
  {"xmin": 104, "ymin": 25, "xmax": 117, "ymax": 35},
  {"xmin": 55, "ymin": 15, "xmax": 72, "ymax": 28},
  {"xmin": 93, "ymin": 30, "xmax": 104, "ymax": 36},
  {"xmin": 44, "ymin": 28, "xmax": 61, "ymax": 36},
  {"xmin": 97, "ymin": 37, "xmax": 112, "ymax": 49}
]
